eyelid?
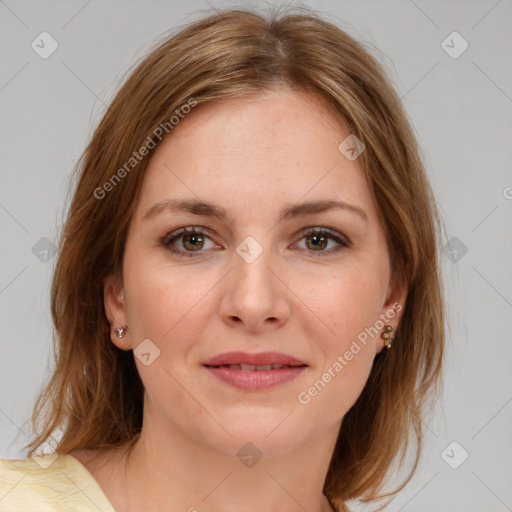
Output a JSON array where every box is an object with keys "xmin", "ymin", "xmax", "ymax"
[
  {"xmin": 161, "ymin": 226, "xmax": 221, "ymax": 255},
  {"xmin": 294, "ymin": 226, "xmax": 351, "ymax": 247},
  {"xmin": 161, "ymin": 226, "xmax": 215, "ymax": 245}
]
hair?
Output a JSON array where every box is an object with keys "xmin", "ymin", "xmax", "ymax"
[{"xmin": 25, "ymin": 5, "xmax": 444, "ymax": 511}]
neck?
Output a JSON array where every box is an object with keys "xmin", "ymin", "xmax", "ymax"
[{"xmin": 113, "ymin": 403, "xmax": 340, "ymax": 512}]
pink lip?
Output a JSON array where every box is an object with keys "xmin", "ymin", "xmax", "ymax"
[{"xmin": 203, "ymin": 351, "xmax": 308, "ymax": 391}]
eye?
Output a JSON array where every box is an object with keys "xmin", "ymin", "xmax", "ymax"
[
  {"xmin": 293, "ymin": 227, "xmax": 350, "ymax": 256},
  {"xmin": 161, "ymin": 226, "xmax": 350, "ymax": 258},
  {"xmin": 161, "ymin": 227, "xmax": 219, "ymax": 257}
]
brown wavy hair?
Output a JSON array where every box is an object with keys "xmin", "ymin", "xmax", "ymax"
[{"xmin": 25, "ymin": 6, "xmax": 445, "ymax": 510}]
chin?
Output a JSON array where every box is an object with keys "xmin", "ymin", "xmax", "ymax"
[{"xmin": 194, "ymin": 405, "xmax": 319, "ymax": 458}]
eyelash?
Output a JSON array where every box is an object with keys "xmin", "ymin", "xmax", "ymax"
[{"xmin": 160, "ymin": 226, "xmax": 351, "ymax": 258}]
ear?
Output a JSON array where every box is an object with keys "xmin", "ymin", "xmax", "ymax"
[
  {"xmin": 375, "ymin": 266, "xmax": 408, "ymax": 354},
  {"xmin": 104, "ymin": 273, "xmax": 131, "ymax": 351}
]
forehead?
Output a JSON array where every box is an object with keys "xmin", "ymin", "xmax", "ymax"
[{"xmin": 135, "ymin": 89, "xmax": 375, "ymax": 221}]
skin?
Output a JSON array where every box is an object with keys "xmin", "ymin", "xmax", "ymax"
[{"xmin": 70, "ymin": 87, "xmax": 407, "ymax": 512}]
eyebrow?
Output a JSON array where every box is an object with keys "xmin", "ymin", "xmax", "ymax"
[{"xmin": 143, "ymin": 198, "xmax": 368, "ymax": 223}]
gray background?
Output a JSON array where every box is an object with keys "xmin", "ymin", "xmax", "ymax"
[{"xmin": 1, "ymin": 1, "xmax": 511, "ymax": 511}]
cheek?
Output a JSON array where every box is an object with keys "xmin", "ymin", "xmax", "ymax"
[
  {"xmin": 123, "ymin": 249, "xmax": 218, "ymax": 345},
  {"xmin": 120, "ymin": 262, "xmax": 235, "ymax": 444},
  {"xmin": 300, "ymin": 274, "xmax": 380, "ymax": 412},
  {"xmin": 319, "ymin": 269, "xmax": 387, "ymax": 406},
  {"xmin": 295, "ymin": 267, "xmax": 384, "ymax": 408},
  {"xmin": 122, "ymin": 258, "xmax": 214, "ymax": 396},
  {"xmin": 308, "ymin": 267, "xmax": 386, "ymax": 348},
  {"xmin": 308, "ymin": 350, "xmax": 374, "ymax": 423}
]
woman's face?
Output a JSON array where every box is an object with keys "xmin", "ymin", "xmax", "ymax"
[{"xmin": 105, "ymin": 88, "xmax": 406, "ymax": 456}]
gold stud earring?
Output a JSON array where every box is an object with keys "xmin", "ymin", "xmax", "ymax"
[{"xmin": 381, "ymin": 325, "xmax": 397, "ymax": 349}]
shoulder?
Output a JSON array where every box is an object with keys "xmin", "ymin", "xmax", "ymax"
[{"xmin": 0, "ymin": 453, "xmax": 116, "ymax": 511}]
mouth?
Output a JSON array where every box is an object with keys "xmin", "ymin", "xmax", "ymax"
[
  {"xmin": 207, "ymin": 363, "xmax": 303, "ymax": 371},
  {"xmin": 203, "ymin": 351, "xmax": 308, "ymax": 390}
]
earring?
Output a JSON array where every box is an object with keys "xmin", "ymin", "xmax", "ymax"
[
  {"xmin": 381, "ymin": 325, "xmax": 397, "ymax": 349},
  {"xmin": 113, "ymin": 325, "xmax": 128, "ymax": 338}
]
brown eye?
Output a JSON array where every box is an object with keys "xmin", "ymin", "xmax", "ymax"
[
  {"xmin": 295, "ymin": 228, "xmax": 350, "ymax": 256},
  {"xmin": 305, "ymin": 232, "xmax": 328, "ymax": 251},
  {"xmin": 182, "ymin": 232, "xmax": 205, "ymax": 251},
  {"xmin": 162, "ymin": 227, "xmax": 218, "ymax": 257}
]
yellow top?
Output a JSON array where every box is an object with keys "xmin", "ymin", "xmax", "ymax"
[{"xmin": 0, "ymin": 453, "xmax": 116, "ymax": 511}]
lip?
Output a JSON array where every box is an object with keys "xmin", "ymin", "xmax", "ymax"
[
  {"xmin": 203, "ymin": 351, "xmax": 306, "ymax": 367},
  {"xmin": 203, "ymin": 351, "xmax": 308, "ymax": 391}
]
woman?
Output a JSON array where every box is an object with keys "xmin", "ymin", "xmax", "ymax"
[{"xmin": 0, "ymin": 6, "xmax": 444, "ymax": 512}]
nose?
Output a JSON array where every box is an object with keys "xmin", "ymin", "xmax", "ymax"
[{"xmin": 218, "ymin": 239, "xmax": 291, "ymax": 333}]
